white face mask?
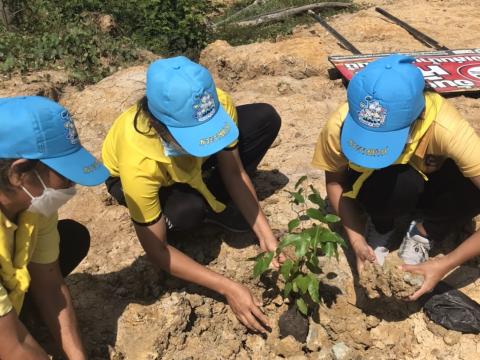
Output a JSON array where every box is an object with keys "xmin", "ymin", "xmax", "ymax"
[{"xmin": 22, "ymin": 170, "xmax": 77, "ymax": 217}]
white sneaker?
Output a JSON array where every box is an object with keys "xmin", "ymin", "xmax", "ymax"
[
  {"xmin": 398, "ymin": 221, "xmax": 431, "ymax": 265},
  {"xmin": 364, "ymin": 216, "xmax": 395, "ymax": 265}
]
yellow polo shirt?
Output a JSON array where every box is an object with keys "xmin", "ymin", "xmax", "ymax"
[
  {"xmin": 102, "ymin": 89, "xmax": 238, "ymax": 224},
  {"xmin": 312, "ymin": 92, "xmax": 480, "ymax": 178},
  {"xmin": 0, "ymin": 211, "xmax": 60, "ymax": 316}
]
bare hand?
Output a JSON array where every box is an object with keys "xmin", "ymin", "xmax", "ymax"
[
  {"xmin": 224, "ymin": 282, "xmax": 270, "ymax": 333},
  {"xmin": 401, "ymin": 259, "xmax": 450, "ymax": 301},
  {"xmin": 259, "ymin": 236, "xmax": 285, "ymax": 270},
  {"xmin": 351, "ymin": 238, "xmax": 376, "ymax": 274}
]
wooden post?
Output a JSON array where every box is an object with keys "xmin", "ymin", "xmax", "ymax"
[{"xmin": 0, "ymin": 0, "xmax": 13, "ymax": 31}]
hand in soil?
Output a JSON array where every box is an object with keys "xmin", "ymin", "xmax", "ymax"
[
  {"xmin": 351, "ymin": 238, "xmax": 376, "ymax": 274},
  {"xmin": 360, "ymin": 254, "xmax": 424, "ymax": 299},
  {"xmin": 224, "ymin": 281, "xmax": 270, "ymax": 333},
  {"xmin": 401, "ymin": 258, "xmax": 450, "ymax": 301}
]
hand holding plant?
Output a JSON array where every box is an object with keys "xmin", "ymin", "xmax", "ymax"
[{"xmin": 253, "ymin": 175, "xmax": 346, "ymax": 316}]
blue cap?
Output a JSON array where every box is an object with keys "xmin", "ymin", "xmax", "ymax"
[
  {"xmin": 0, "ymin": 96, "xmax": 109, "ymax": 186},
  {"xmin": 146, "ymin": 56, "xmax": 239, "ymax": 157},
  {"xmin": 340, "ymin": 55, "xmax": 425, "ymax": 169}
]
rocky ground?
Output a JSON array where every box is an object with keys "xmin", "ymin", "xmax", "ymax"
[{"xmin": 3, "ymin": 0, "xmax": 480, "ymax": 359}]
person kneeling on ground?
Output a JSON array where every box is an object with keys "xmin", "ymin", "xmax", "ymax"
[
  {"xmin": 102, "ymin": 56, "xmax": 284, "ymax": 333},
  {"xmin": 311, "ymin": 54, "xmax": 480, "ymax": 300},
  {"xmin": 0, "ymin": 97, "xmax": 109, "ymax": 359}
]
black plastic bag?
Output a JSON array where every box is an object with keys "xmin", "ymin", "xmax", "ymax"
[{"xmin": 421, "ymin": 282, "xmax": 480, "ymax": 334}]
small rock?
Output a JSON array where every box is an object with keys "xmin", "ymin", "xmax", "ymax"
[
  {"xmin": 186, "ymin": 293, "xmax": 204, "ymax": 308},
  {"xmin": 288, "ymin": 355, "xmax": 308, "ymax": 360},
  {"xmin": 306, "ymin": 322, "xmax": 329, "ymax": 352},
  {"xmin": 272, "ymin": 295, "xmax": 284, "ymax": 306},
  {"xmin": 277, "ymin": 81, "xmax": 293, "ymax": 95},
  {"xmin": 195, "ymin": 304, "xmax": 212, "ymax": 318},
  {"xmin": 275, "ymin": 336, "xmax": 303, "ymax": 357},
  {"xmin": 245, "ymin": 335, "xmax": 266, "ymax": 353},
  {"xmin": 365, "ymin": 315, "xmax": 381, "ymax": 329},
  {"xmin": 331, "ymin": 342, "xmax": 351, "ymax": 360},
  {"xmin": 310, "ymin": 348, "xmax": 333, "ymax": 360},
  {"xmin": 319, "ymin": 311, "xmax": 332, "ymax": 327},
  {"xmin": 443, "ymin": 331, "xmax": 461, "ymax": 346},
  {"xmin": 213, "ymin": 302, "xmax": 226, "ymax": 314},
  {"xmin": 403, "ymin": 272, "xmax": 424, "ymax": 287}
]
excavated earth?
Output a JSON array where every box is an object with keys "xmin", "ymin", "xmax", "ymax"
[{"xmin": 2, "ymin": 0, "xmax": 480, "ymax": 359}]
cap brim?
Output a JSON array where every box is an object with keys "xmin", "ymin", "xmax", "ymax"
[
  {"xmin": 340, "ymin": 113, "xmax": 409, "ymax": 169},
  {"xmin": 41, "ymin": 147, "xmax": 110, "ymax": 186},
  {"xmin": 167, "ymin": 105, "xmax": 239, "ymax": 157}
]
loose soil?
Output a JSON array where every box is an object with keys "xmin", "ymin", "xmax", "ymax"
[
  {"xmin": 360, "ymin": 253, "xmax": 424, "ymax": 299},
  {"xmin": 3, "ymin": 0, "xmax": 480, "ymax": 359}
]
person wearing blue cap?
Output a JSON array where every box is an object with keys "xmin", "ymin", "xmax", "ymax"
[
  {"xmin": 312, "ymin": 54, "xmax": 480, "ymax": 300},
  {"xmin": 0, "ymin": 96, "xmax": 109, "ymax": 359},
  {"xmin": 102, "ymin": 56, "xmax": 283, "ymax": 333}
]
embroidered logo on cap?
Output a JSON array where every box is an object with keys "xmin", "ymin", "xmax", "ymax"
[
  {"xmin": 348, "ymin": 139, "xmax": 388, "ymax": 157},
  {"xmin": 358, "ymin": 96, "xmax": 387, "ymax": 128},
  {"xmin": 199, "ymin": 122, "xmax": 231, "ymax": 146},
  {"xmin": 193, "ymin": 91, "xmax": 216, "ymax": 122},
  {"xmin": 61, "ymin": 110, "xmax": 79, "ymax": 145}
]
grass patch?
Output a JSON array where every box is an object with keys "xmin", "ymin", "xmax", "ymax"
[{"xmin": 212, "ymin": 0, "xmax": 356, "ymax": 46}]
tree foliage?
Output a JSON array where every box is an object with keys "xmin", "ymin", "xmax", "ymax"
[
  {"xmin": 0, "ymin": 0, "xmax": 213, "ymax": 84},
  {"xmin": 253, "ymin": 176, "xmax": 346, "ymax": 316}
]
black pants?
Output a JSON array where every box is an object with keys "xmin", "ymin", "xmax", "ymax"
[
  {"xmin": 56, "ymin": 219, "xmax": 90, "ymax": 277},
  {"xmin": 21, "ymin": 220, "xmax": 90, "ymax": 319},
  {"xmin": 354, "ymin": 159, "xmax": 480, "ymax": 239},
  {"xmin": 106, "ymin": 103, "xmax": 281, "ymax": 231}
]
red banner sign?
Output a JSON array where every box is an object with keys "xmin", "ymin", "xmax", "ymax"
[{"xmin": 329, "ymin": 49, "xmax": 480, "ymax": 94}]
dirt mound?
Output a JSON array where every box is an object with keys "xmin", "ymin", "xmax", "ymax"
[
  {"xmin": 0, "ymin": 71, "xmax": 69, "ymax": 100},
  {"xmin": 360, "ymin": 253, "xmax": 423, "ymax": 299},
  {"xmin": 61, "ymin": 65, "xmax": 151, "ymax": 158}
]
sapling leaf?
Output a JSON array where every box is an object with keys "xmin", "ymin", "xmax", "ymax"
[
  {"xmin": 277, "ymin": 233, "xmax": 302, "ymax": 253},
  {"xmin": 295, "ymin": 175, "xmax": 307, "ymax": 189},
  {"xmin": 296, "ymin": 297, "xmax": 308, "ymax": 315},
  {"xmin": 284, "ymin": 282, "xmax": 293, "ymax": 298},
  {"xmin": 280, "ymin": 259, "xmax": 293, "ymax": 281},
  {"xmin": 324, "ymin": 214, "xmax": 341, "ymax": 223},
  {"xmin": 308, "ymin": 193, "xmax": 324, "ymax": 207},
  {"xmin": 307, "ymin": 274, "xmax": 320, "ymax": 304},
  {"xmin": 321, "ymin": 231, "xmax": 347, "ymax": 247},
  {"xmin": 322, "ymin": 241, "xmax": 335, "ymax": 258},
  {"xmin": 287, "ymin": 191, "xmax": 305, "ymax": 204},
  {"xmin": 295, "ymin": 275, "xmax": 309, "ymax": 294},
  {"xmin": 294, "ymin": 232, "xmax": 310, "ymax": 258},
  {"xmin": 253, "ymin": 251, "xmax": 274, "ymax": 277},
  {"xmin": 306, "ymin": 253, "xmax": 320, "ymax": 273},
  {"xmin": 288, "ymin": 218, "xmax": 300, "ymax": 232},
  {"xmin": 306, "ymin": 261, "xmax": 317, "ymax": 274},
  {"xmin": 306, "ymin": 208, "xmax": 323, "ymax": 221},
  {"xmin": 309, "ymin": 225, "xmax": 324, "ymax": 250},
  {"xmin": 247, "ymin": 252, "xmax": 269, "ymax": 261},
  {"xmin": 309, "ymin": 185, "xmax": 325, "ymax": 207}
]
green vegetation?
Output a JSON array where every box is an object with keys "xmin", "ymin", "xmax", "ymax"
[
  {"xmin": 0, "ymin": 0, "xmax": 212, "ymax": 84},
  {"xmin": 212, "ymin": 0, "xmax": 355, "ymax": 46},
  {"xmin": 253, "ymin": 176, "xmax": 346, "ymax": 316},
  {"xmin": 0, "ymin": 0, "xmax": 354, "ymax": 85}
]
